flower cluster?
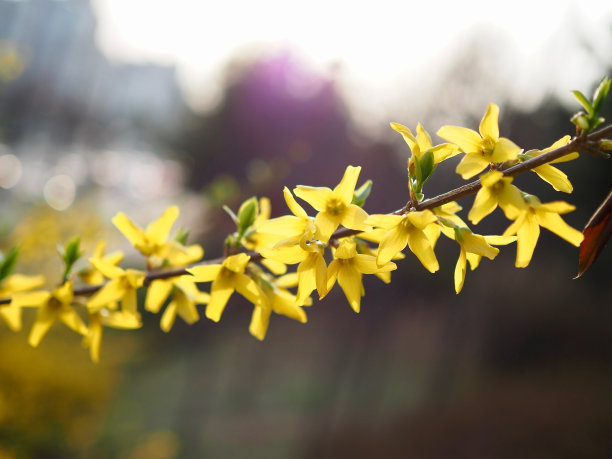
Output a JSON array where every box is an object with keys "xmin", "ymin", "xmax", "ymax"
[{"xmin": 2, "ymin": 80, "xmax": 611, "ymax": 362}]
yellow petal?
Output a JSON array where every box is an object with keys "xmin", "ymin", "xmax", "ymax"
[
  {"xmin": 325, "ymin": 259, "xmax": 340, "ymax": 294},
  {"xmin": 261, "ymin": 245, "xmax": 307, "ymax": 264},
  {"xmin": 340, "ymin": 204, "xmax": 371, "ymax": 232},
  {"xmin": 478, "ymin": 103, "xmax": 500, "ymax": 141},
  {"xmin": 223, "ymin": 253, "xmax": 250, "ymax": 273},
  {"xmin": 533, "ymin": 164, "xmax": 573, "ymax": 193},
  {"xmin": 104, "ymin": 310, "xmax": 142, "ymax": 329},
  {"xmin": 314, "ymin": 253, "xmax": 328, "ymax": 299},
  {"xmin": 58, "ymin": 304, "xmax": 88, "ymax": 335},
  {"xmin": 537, "ymin": 201, "xmax": 576, "ymax": 214},
  {"xmin": 261, "ymin": 259, "xmax": 287, "ymax": 275},
  {"xmin": 249, "ymin": 306, "xmax": 271, "ymax": 341},
  {"xmin": 187, "ymin": 264, "xmax": 223, "ymax": 282},
  {"xmin": 390, "ymin": 122, "xmax": 417, "ymax": 150},
  {"xmin": 333, "ymin": 165, "xmax": 361, "ymax": 204},
  {"xmin": 335, "ymin": 239, "xmax": 358, "ymax": 259},
  {"xmin": 490, "ymin": 137, "xmax": 521, "ymax": 163},
  {"xmin": 85, "ymin": 316, "xmax": 103, "ymax": 363},
  {"xmin": 272, "ymin": 290, "xmax": 307, "ymax": 322},
  {"xmin": 174, "ymin": 293, "xmax": 200, "ymax": 326},
  {"xmin": 121, "ymin": 288, "xmax": 139, "ymax": 316},
  {"xmin": 145, "ymin": 280, "xmax": 173, "ymax": 313},
  {"xmin": 257, "ymin": 215, "xmax": 308, "ymax": 236},
  {"xmin": 456, "ymin": 153, "xmax": 490, "ymax": 179},
  {"xmin": 28, "ymin": 305, "xmax": 58, "ymax": 347},
  {"xmin": 516, "ymin": 212, "xmax": 540, "ymax": 268},
  {"xmin": 437, "ymin": 126, "xmax": 483, "ymax": 153},
  {"xmin": 282, "ymin": 186, "xmax": 309, "ymax": 218},
  {"xmin": 0, "ymin": 306, "xmax": 21, "ymax": 331},
  {"xmin": 354, "ymin": 254, "xmax": 395, "ymax": 274},
  {"xmin": 10, "ymin": 291, "xmax": 51, "ymax": 308},
  {"xmin": 2, "ymin": 274, "xmax": 45, "ymax": 293},
  {"xmin": 364, "ymin": 214, "xmax": 404, "ymax": 229},
  {"xmin": 53, "ymin": 281, "xmax": 74, "ymax": 305},
  {"xmin": 160, "ymin": 300, "xmax": 177, "ymax": 332},
  {"xmin": 146, "ymin": 205, "xmax": 179, "ymax": 244},
  {"xmin": 315, "ymin": 211, "xmax": 342, "ymax": 242},
  {"xmin": 431, "ymin": 143, "xmax": 460, "ymax": 163},
  {"xmin": 87, "ymin": 279, "xmax": 126, "ymax": 312},
  {"xmin": 416, "ymin": 123, "xmax": 433, "ymax": 153},
  {"xmin": 234, "ymin": 273, "xmax": 266, "ymax": 306},
  {"xmin": 112, "ymin": 212, "xmax": 146, "ymax": 248},
  {"xmin": 337, "ymin": 265, "xmax": 363, "ymax": 313},
  {"xmin": 206, "ymin": 277, "xmax": 234, "ymax": 322},
  {"xmin": 293, "ymin": 185, "xmax": 333, "ymax": 212},
  {"xmin": 459, "ymin": 230, "xmax": 499, "ymax": 260},
  {"xmin": 407, "ymin": 228, "xmax": 439, "ymax": 273},
  {"xmin": 296, "ymin": 259, "xmax": 317, "ymax": 306},
  {"xmin": 90, "ymin": 258, "xmax": 124, "ymax": 279},
  {"xmin": 404, "ymin": 210, "xmax": 437, "ymax": 229},
  {"xmin": 377, "ymin": 226, "xmax": 410, "ymax": 266},
  {"xmin": 275, "ymin": 272, "xmax": 299, "ymax": 288},
  {"xmin": 536, "ymin": 211, "xmax": 583, "ymax": 246},
  {"xmin": 454, "ymin": 248, "xmax": 467, "ymax": 294},
  {"xmin": 468, "ymin": 188, "xmax": 497, "ymax": 224}
]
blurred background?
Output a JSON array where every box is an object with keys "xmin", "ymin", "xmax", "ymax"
[{"xmin": 1, "ymin": 0, "xmax": 612, "ymax": 457}]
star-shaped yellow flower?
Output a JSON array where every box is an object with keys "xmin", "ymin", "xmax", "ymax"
[
  {"xmin": 503, "ymin": 195, "xmax": 584, "ymax": 268},
  {"xmin": 391, "ymin": 122, "xmax": 459, "ymax": 165},
  {"xmin": 0, "ymin": 273, "xmax": 45, "ymax": 331},
  {"xmin": 523, "ymin": 135, "xmax": 579, "ymax": 193},
  {"xmin": 324, "ymin": 239, "xmax": 396, "ymax": 313},
  {"xmin": 468, "ymin": 170, "xmax": 525, "ymax": 224},
  {"xmin": 79, "ymin": 240, "xmax": 124, "ymax": 286},
  {"xmin": 86, "ymin": 259, "xmax": 145, "ymax": 316},
  {"xmin": 187, "ymin": 253, "xmax": 266, "ymax": 322},
  {"xmin": 365, "ymin": 210, "xmax": 439, "ymax": 272},
  {"xmin": 249, "ymin": 272, "xmax": 310, "ymax": 341},
  {"xmin": 293, "ymin": 165, "xmax": 372, "ymax": 242},
  {"xmin": 438, "ymin": 103, "xmax": 521, "ymax": 179},
  {"xmin": 145, "ymin": 276, "xmax": 210, "ymax": 332},
  {"xmin": 11, "ymin": 281, "xmax": 88, "ymax": 347}
]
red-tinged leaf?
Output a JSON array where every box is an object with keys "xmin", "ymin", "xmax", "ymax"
[{"xmin": 576, "ymin": 189, "xmax": 612, "ymax": 278}]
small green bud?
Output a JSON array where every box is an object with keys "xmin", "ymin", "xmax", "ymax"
[
  {"xmin": 58, "ymin": 236, "xmax": 83, "ymax": 281},
  {"xmin": 237, "ymin": 196, "xmax": 258, "ymax": 235},
  {"xmin": 352, "ymin": 180, "xmax": 373, "ymax": 207},
  {"xmin": 599, "ymin": 139, "xmax": 612, "ymax": 151},
  {"xmin": 571, "ymin": 112, "xmax": 590, "ymax": 131},
  {"xmin": 0, "ymin": 247, "xmax": 19, "ymax": 282}
]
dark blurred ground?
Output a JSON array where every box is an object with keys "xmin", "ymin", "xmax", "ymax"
[{"xmin": 1, "ymin": 1, "xmax": 611, "ymax": 458}]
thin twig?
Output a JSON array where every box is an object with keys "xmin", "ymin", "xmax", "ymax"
[{"xmin": 1, "ymin": 123, "xmax": 611, "ymax": 307}]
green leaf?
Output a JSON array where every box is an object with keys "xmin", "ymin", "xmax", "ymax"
[
  {"xmin": 413, "ymin": 155, "xmax": 423, "ymax": 184},
  {"xmin": 572, "ymin": 90, "xmax": 594, "ymax": 116},
  {"xmin": 237, "ymin": 196, "xmax": 258, "ymax": 236},
  {"xmin": 419, "ymin": 151, "xmax": 436, "ymax": 185},
  {"xmin": 0, "ymin": 247, "xmax": 19, "ymax": 282},
  {"xmin": 592, "ymin": 77, "xmax": 610, "ymax": 114},
  {"xmin": 58, "ymin": 236, "xmax": 82, "ymax": 281},
  {"xmin": 174, "ymin": 228, "xmax": 189, "ymax": 245},
  {"xmin": 351, "ymin": 180, "xmax": 373, "ymax": 207}
]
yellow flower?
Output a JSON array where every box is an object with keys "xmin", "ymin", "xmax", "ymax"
[
  {"xmin": 84, "ymin": 310, "xmax": 141, "ymax": 363},
  {"xmin": 441, "ymin": 227, "xmax": 516, "ymax": 293},
  {"xmin": 260, "ymin": 237, "xmax": 327, "ymax": 306},
  {"xmin": 468, "ymin": 170, "xmax": 525, "ymax": 224},
  {"xmin": 257, "ymin": 187, "xmax": 316, "ymax": 247},
  {"xmin": 523, "ymin": 135, "xmax": 579, "ymax": 193},
  {"xmin": 79, "ymin": 240, "xmax": 124, "ymax": 285},
  {"xmin": 249, "ymin": 272, "xmax": 310, "ymax": 341},
  {"xmin": 11, "ymin": 281, "xmax": 88, "ymax": 347},
  {"xmin": 86, "ymin": 259, "xmax": 145, "ymax": 316},
  {"xmin": 145, "ymin": 276, "xmax": 210, "ymax": 332},
  {"xmin": 391, "ymin": 122, "xmax": 459, "ymax": 165},
  {"xmin": 503, "ymin": 195, "xmax": 584, "ymax": 268},
  {"xmin": 438, "ymin": 103, "xmax": 521, "ymax": 179},
  {"xmin": 365, "ymin": 211, "xmax": 439, "ymax": 272},
  {"xmin": 426, "ymin": 202, "xmax": 465, "ymax": 248},
  {"xmin": 112, "ymin": 206, "xmax": 203, "ymax": 268},
  {"xmin": 187, "ymin": 253, "xmax": 266, "ymax": 322},
  {"xmin": 293, "ymin": 165, "xmax": 372, "ymax": 242},
  {"xmin": 0, "ymin": 273, "xmax": 45, "ymax": 331},
  {"xmin": 324, "ymin": 239, "xmax": 396, "ymax": 312}
]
